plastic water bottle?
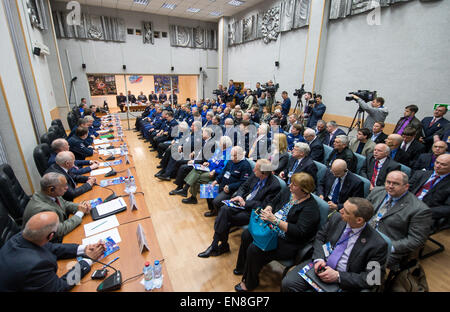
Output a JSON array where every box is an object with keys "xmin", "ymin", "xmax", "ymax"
[
  {"xmin": 128, "ymin": 177, "xmax": 137, "ymax": 193},
  {"xmin": 124, "ymin": 177, "xmax": 131, "ymax": 194},
  {"xmin": 153, "ymin": 260, "xmax": 163, "ymax": 289},
  {"xmin": 143, "ymin": 261, "xmax": 153, "ymax": 291}
]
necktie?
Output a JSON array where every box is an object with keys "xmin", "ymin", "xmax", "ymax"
[
  {"xmin": 369, "ymin": 198, "xmax": 393, "ymax": 228},
  {"xmin": 331, "ymin": 177, "xmax": 342, "ymax": 204},
  {"xmin": 429, "ymin": 118, "xmax": 436, "ymax": 128},
  {"xmin": 55, "ymin": 197, "xmax": 61, "ymax": 207},
  {"xmin": 327, "ymin": 227, "xmax": 353, "ymax": 270},
  {"xmin": 415, "ymin": 175, "xmax": 440, "ymax": 197},
  {"xmin": 288, "ymin": 160, "xmax": 300, "ymax": 184},
  {"xmin": 371, "ymin": 160, "xmax": 380, "ymax": 187},
  {"xmin": 247, "ymin": 180, "xmax": 262, "ymax": 201},
  {"xmin": 401, "ymin": 142, "xmax": 407, "ymax": 151}
]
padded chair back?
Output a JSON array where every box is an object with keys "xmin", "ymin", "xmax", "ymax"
[
  {"xmin": 33, "ymin": 143, "xmax": 51, "ymax": 176},
  {"xmin": 323, "ymin": 144, "xmax": 333, "ymax": 163},
  {"xmin": 399, "ymin": 164, "xmax": 412, "ymax": 177},
  {"xmin": 275, "ymin": 175, "xmax": 287, "ymax": 193},
  {"xmin": 67, "ymin": 111, "xmax": 77, "ymax": 130},
  {"xmin": 311, "ymin": 193, "xmax": 330, "ymax": 229},
  {"xmin": 376, "ymin": 230, "xmax": 392, "ymax": 266},
  {"xmin": 0, "ymin": 200, "xmax": 20, "ymax": 248},
  {"xmin": 246, "ymin": 158, "xmax": 256, "ymax": 169},
  {"xmin": 355, "ymin": 153, "xmax": 366, "ymax": 175},
  {"xmin": 0, "ymin": 164, "xmax": 30, "ymax": 224},
  {"xmin": 355, "ymin": 174, "xmax": 371, "ymax": 198},
  {"xmin": 40, "ymin": 132, "xmax": 50, "ymax": 145},
  {"xmin": 313, "ymin": 160, "xmax": 327, "ymax": 186},
  {"xmin": 51, "ymin": 119, "xmax": 66, "ymax": 138}
]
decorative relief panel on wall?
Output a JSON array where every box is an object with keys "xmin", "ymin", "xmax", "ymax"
[
  {"xmin": 52, "ymin": 11, "xmax": 126, "ymax": 42},
  {"xmin": 169, "ymin": 25, "xmax": 217, "ymax": 49},
  {"xmin": 143, "ymin": 22, "xmax": 154, "ymax": 44},
  {"xmin": 330, "ymin": 0, "xmax": 414, "ymax": 20},
  {"xmin": 228, "ymin": 0, "xmax": 310, "ymax": 46}
]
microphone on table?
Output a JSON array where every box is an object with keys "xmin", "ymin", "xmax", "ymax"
[
  {"xmin": 94, "ymin": 183, "xmax": 117, "ymax": 203},
  {"xmin": 83, "ymin": 255, "xmax": 122, "ymax": 292},
  {"xmin": 99, "ymin": 156, "xmax": 117, "ymax": 176}
]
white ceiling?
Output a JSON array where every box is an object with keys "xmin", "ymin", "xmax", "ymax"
[{"xmin": 54, "ymin": 0, "xmax": 266, "ymax": 21}]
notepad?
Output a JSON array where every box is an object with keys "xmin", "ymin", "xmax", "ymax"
[
  {"xmin": 94, "ymin": 138, "xmax": 110, "ymax": 145},
  {"xmin": 90, "ymin": 168, "xmax": 112, "ymax": 176},
  {"xmin": 82, "ymin": 228, "xmax": 122, "ymax": 245},
  {"xmin": 99, "ymin": 148, "xmax": 122, "ymax": 155},
  {"xmin": 84, "ymin": 215, "xmax": 119, "ymax": 237},
  {"xmin": 91, "ymin": 197, "xmax": 127, "ymax": 220}
]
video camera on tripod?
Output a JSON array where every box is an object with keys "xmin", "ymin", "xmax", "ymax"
[
  {"xmin": 345, "ymin": 90, "xmax": 377, "ymax": 103},
  {"xmin": 261, "ymin": 82, "xmax": 279, "ymax": 96}
]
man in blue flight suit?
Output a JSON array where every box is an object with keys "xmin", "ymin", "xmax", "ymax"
[
  {"xmin": 287, "ymin": 124, "xmax": 306, "ymax": 151},
  {"xmin": 205, "ymin": 146, "xmax": 252, "ymax": 217},
  {"xmin": 146, "ymin": 110, "xmax": 168, "ymax": 145},
  {"xmin": 67, "ymin": 127, "xmax": 95, "ymax": 160},
  {"xmin": 150, "ymin": 111, "xmax": 179, "ymax": 154},
  {"xmin": 135, "ymin": 103, "xmax": 155, "ymax": 131},
  {"xmin": 141, "ymin": 106, "xmax": 163, "ymax": 140}
]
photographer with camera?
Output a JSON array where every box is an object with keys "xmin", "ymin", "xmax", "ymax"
[
  {"xmin": 350, "ymin": 92, "xmax": 388, "ymax": 131},
  {"xmin": 306, "ymin": 94, "xmax": 326, "ymax": 128},
  {"xmin": 262, "ymin": 80, "xmax": 278, "ymax": 114}
]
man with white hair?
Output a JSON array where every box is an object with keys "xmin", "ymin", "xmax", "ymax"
[
  {"xmin": 325, "ymin": 135, "xmax": 357, "ymax": 173},
  {"xmin": 385, "ymin": 133, "xmax": 409, "ymax": 166},
  {"xmin": 45, "ymin": 151, "xmax": 96, "ymax": 201},
  {"xmin": 303, "ymin": 128, "xmax": 324, "ymax": 163},
  {"xmin": 280, "ymin": 142, "xmax": 317, "ymax": 184},
  {"xmin": 23, "ymin": 173, "xmax": 92, "ymax": 242}
]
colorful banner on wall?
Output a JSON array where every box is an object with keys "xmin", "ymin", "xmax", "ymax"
[
  {"xmin": 154, "ymin": 75, "xmax": 179, "ymax": 93},
  {"xmin": 129, "ymin": 75, "xmax": 143, "ymax": 84},
  {"xmin": 87, "ymin": 74, "xmax": 117, "ymax": 96}
]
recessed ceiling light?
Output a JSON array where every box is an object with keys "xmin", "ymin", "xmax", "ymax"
[
  {"xmin": 187, "ymin": 8, "xmax": 201, "ymax": 13},
  {"xmin": 161, "ymin": 3, "xmax": 177, "ymax": 10},
  {"xmin": 133, "ymin": 0, "xmax": 149, "ymax": 5},
  {"xmin": 210, "ymin": 11, "xmax": 222, "ymax": 16},
  {"xmin": 228, "ymin": 0, "xmax": 245, "ymax": 6}
]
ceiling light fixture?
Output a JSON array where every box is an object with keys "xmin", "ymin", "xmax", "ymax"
[
  {"xmin": 209, "ymin": 11, "xmax": 222, "ymax": 16},
  {"xmin": 133, "ymin": 0, "xmax": 149, "ymax": 5},
  {"xmin": 187, "ymin": 8, "xmax": 201, "ymax": 13},
  {"xmin": 161, "ymin": 3, "xmax": 177, "ymax": 10},
  {"xmin": 228, "ymin": 0, "xmax": 245, "ymax": 6}
]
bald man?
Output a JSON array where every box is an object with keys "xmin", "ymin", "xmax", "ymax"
[
  {"xmin": 45, "ymin": 151, "xmax": 96, "ymax": 201},
  {"xmin": 23, "ymin": 172, "xmax": 91, "ymax": 242},
  {"xmin": 409, "ymin": 154, "xmax": 450, "ymax": 222},
  {"xmin": 317, "ymin": 159, "xmax": 365, "ymax": 211},
  {"xmin": 0, "ymin": 211, "xmax": 105, "ymax": 291},
  {"xmin": 385, "ymin": 134, "xmax": 409, "ymax": 166},
  {"xmin": 48, "ymin": 138, "xmax": 99, "ymax": 175}
]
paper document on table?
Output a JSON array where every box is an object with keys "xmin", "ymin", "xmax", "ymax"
[
  {"xmin": 95, "ymin": 144, "xmax": 111, "ymax": 149},
  {"xmin": 82, "ymin": 228, "xmax": 121, "ymax": 245},
  {"xmin": 94, "ymin": 138, "xmax": 110, "ymax": 145},
  {"xmin": 84, "ymin": 215, "xmax": 119, "ymax": 237},
  {"xmin": 99, "ymin": 148, "xmax": 121, "ymax": 155},
  {"xmin": 95, "ymin": 197, "xmax": 127, "ymax": 217},
  {"xmin": 90, "ymin": 168, "xmax": 112, "ymax": 176}
]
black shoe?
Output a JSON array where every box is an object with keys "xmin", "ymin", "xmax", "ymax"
[
  {"xmin": 182, "ymin": 196, "xmax": 197, "ymax": 204},
  {"xmin": 156, "ymin": 165, "xmax": 163, "ymax": 169},
  {"xmin": 169, "ymin": 188, "xmax": 182, "ymax": 195},
  {"xmin": 157, "ymin": 175, "xmax": 171, "ymax": 181},
  {"xmin": 218, "ymin": 243, "xmax": 230, "ymax": 255},
  {"xmin": 234, "ymin": 282, "xmax": 248, "ymax": 292},
  {"xmin": 204, "ymin": 209, "xmax": 218, "ymax": 217},
  {"xmin": 198, "ymin": 245, "xmax": 220, "ymax": 258},
  {"xmin": 233, "ymin": 268, "xmax": 244, "ymax": 276},
  {"xmin": 150, "ymin": 148, "xmax": 157, "ymax": 152},
  {"xmin": 173, "ymin": 189, "xmax": 187, "ymax": 197},
  {"xmin": 154, "ymin": 172, "xmax": 162, "ymax": 177}
]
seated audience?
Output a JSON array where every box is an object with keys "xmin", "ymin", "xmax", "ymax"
[
  {"xmin": 412, "ymin": 140, "xmax": 447, "ymax": 171},
  {"xmin": 370, "ymin": 121, "xmax": 388, "ymax": 144},
  {"xmin": 268, "ymin": 133, "xmax": 290, "ymax": 175},
  {"xmin": 198, "ymin": 159, "xmax": 281, "ymax": 258},
  {"xmin": 393, "ymin": 105, "xmax": 422, "ymax": 137},
  {"xmin": 385, "ymin": 134, "xmax": 410, "ymax": 166},
  {"xmin": 325, "ymin": 135, "xmax": 357, "ymax": 173},
  {"xmin": 67, "ymin": 127, "xmax": 95, "ymax": 160},
  {"xmin": 303, "ymin": 128, "xmax": 324, "ymax": 163},
  {"xmin": 324, "ymin": 121, "xmax": 346, "ymax": 147},
  {"xmin": 400, "ymin": 126, "xmax": 426, "ymax": 167},
  {"xmin": 361, "ymin": 143, "xmax": 401, "ymax": 190},
  {"xmin": 367, "ymin": 171, "xmax": 432, "ymax": 269},
  {"xmin": 0, "ymin": 211, "xmax": 105, "ymax": 292},
  {"xmin": 315, "ymin": 120, "xmax": 328, "ymax": 144},
  {"xmin": 287, "ymin": 124, "xmax": 306, "ymax": 152},
  {"xmin": 234, "ymin": 172, "xmax": 320, "ymax": 292},
  {"xmin": 317, "ymin": 159, "xmax": 365, "ymax": 211},
  {"xmin": 282, "ymin": 198, "xmax": 388, "ymax": 292},
  {"xmin": 280, "ymin": 142, "xmax": 317, "ymax": 185},
  {"xmin": 420, "ymin": 105, "xmax": 448, "ymax": 150},
  {"xmin": 248, "ymin": 123, "xmax": 270, "ymax": 160},
  {"xmin": 23, "ymin": 173, "xmax": 92, "ymax": 242},
  {"xmin": 349, "ymin": 128, "xmax": 375, "ymax": 157}
]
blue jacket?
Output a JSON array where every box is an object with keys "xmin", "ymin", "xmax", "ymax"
[
  {"xmin": 208, "ymin": 147, "xmax": 232, "ymax": 176},
  {"xmin": 216, "ymin": 159, "xmax": 252, "ymax": 193},
  {"xmin": 281, "ymin": 97, "xmax": 291, "ymax": 116}
]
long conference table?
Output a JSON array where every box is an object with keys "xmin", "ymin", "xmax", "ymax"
[{"xmin": 57, "ymin": 114, "xmax": 172, "ymax": 292}]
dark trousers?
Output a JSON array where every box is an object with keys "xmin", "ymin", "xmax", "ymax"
[
  {"xmin": 236, "ymin": 228, "xmax": 299, "ymax": 290},
  {"xmin": 157, "ymin": 141, "xmax": 171, "ymax": 158},
  {"xmin": 175, "ymin": 164, "xmax": 194, "ymax": 187},
  {"xmin": 213, "ymin": 205, "xmax": 251, "ymax": 245},
  {"xmin": 207, "ymin": 191, "xmax": 232, "ymax": 212},
  {"xmin": 281, "ymin": 262, "xmax": 314, "ymax": 292}
]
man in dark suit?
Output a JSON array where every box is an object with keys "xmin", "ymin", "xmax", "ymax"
[
  {"xmin": 420, "ymin": 105, "xmax": 449, "ymax": 150},
  {"xmin": 282, "ymin": 197, "xmax": 388, "ymax": 292},
  {"xmin": 318, "ymin": 159, "xmax": 365, "ymax": 211},
  {"xmin": 315, "ymin": 120, "xmax": 328, "ymax": 144},
  {"xmin": 198, "ymin": 159, "xmax": 281, "ymax": 258},
  {"xmin": 385, "ymin": 134, "xmax": 410, "ymax": 166},
  {"xmin": 324, "ymin": 121, "xmax": 346, "ymax": 147},
  {"xmin": 412, "ymin": 140, "xmax": 447, "ymax": 171},
  {"xmin": 67, "ymin": 127, "xmax": 95, "ymax": 160},
  {"xmin": 280, "ymin": 142, "xmax": 318, "ymax": 185},
  {"xmin": 361, "ymin": 143, "xmax": 401, "ymax": 190},
  {"xmin": 409, "ymin": 154, "xmax": 450, "ymax": 222},
  {"xmin": 325, "ymin": 135, "xmax": 357, "ymax": 173},
  {"xmin": 127, "ymin": 91, "xmax": 136, "ymax": 104},
  {"xmin": 116, "ymin": 92, "xmax": 127, "ymax": 112},
  {"xmin": 393, "ymin": 105, "xmax": 422, "ymax": 138},
  {"xmin": 367, "ymin": 171, "xmax": 432, "ymax": 269},
  {"xmin": 434, "ymin": 122, "xmax": 450, "ymax": 151},
  {"xmin": 303, "ymin": 128, "xmax": 324, "ymax": 163},
  {"xmin": 400, "ymin": 126, "xmax": 426, "ymax": 167},
  {"xmin": 370, "ymin": 121, "xmax": 388, "ymax": 144},
  {"xmin": 0, "ymin": 211, "xmax": 105, "ymax": 292},
  {"xmin": 149, "ymin": 91, "xmax": 158, "ymax": 103},
  {"xmin": 158, "ymin": 90, "xmax": 167, "ymax": 103},
  {"xmin": 45, "ymin": 151, "xmax": 95, "ymax": 201}
]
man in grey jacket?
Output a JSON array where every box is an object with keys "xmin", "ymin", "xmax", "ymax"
[
  {"xmin": 367, "ymin": 171, "xmax": 432, "ymax": 270},
  {"xmin": 351, "ymin": 94, "xmax": 388, "ymax": 131}
]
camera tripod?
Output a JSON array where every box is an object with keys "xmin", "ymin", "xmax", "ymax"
[
  {"xmin": 293, "ymin": 96, "xmax": 303, "ymax": 116},
  {"xmin": 347, "ymin": 108, "xmax": 365, "ymax": 135}
]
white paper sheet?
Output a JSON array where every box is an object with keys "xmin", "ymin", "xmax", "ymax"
[
  {"xmin": 95, "ymin": 197, "xmax": 127, "ymax": 217},
  {"xmin": 94, "ymin": 138, "xmax": 110, "ymax": 145},
  {"xmin": 90, "ymin": 168, "xmax": 112, "ymax": 176},
  {"xmin": 84, "ymin": 215, "xmax": 119, "ymax": 237},
  {"xmin": 99, "ymin": 148, "xmax": 121, "ymax": 155},
  {"xmin": 95, "ymin": 144, "xmax": 111, "ymax": 149},
  {"xmin": 82, "ymin": 227, "xmax": 121, "ymax": 245}
]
